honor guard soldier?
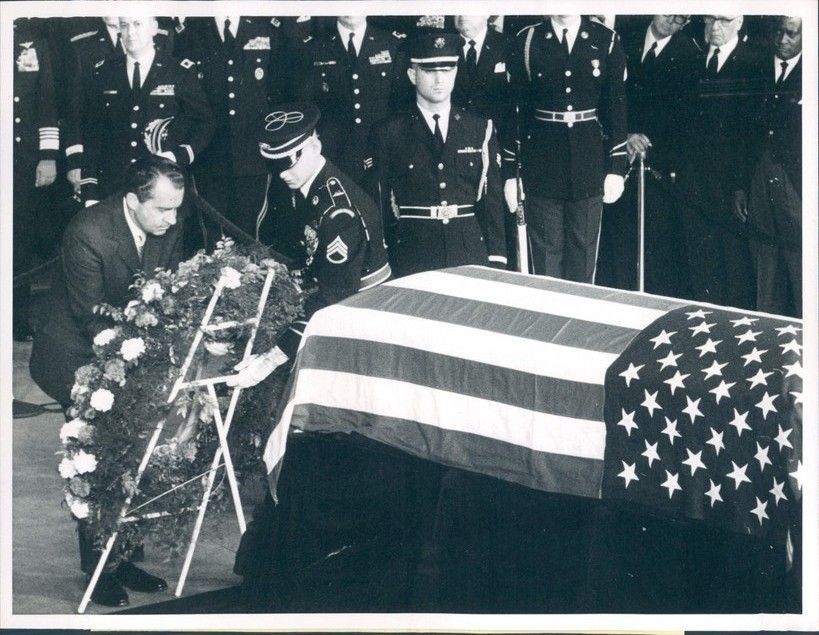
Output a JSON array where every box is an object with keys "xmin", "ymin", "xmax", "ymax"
[
  {"xmin": 175, "ymin": 16, "xmax": 286, "ymax": 240},
  {"xmin": 365, "ymin": 32, "xmax": 507, "ymax": 277},
  {"xmin": 78, "ymin": 16, "xmax": 214, "ymax": 205},
  {"xmin": 13, "ymin": 19, "xmax": 59, "ymax": 340},
  {"xmin": 293, "ymin": 16, "xmax": 408, "ymax": 185},
  {"xmin": 504, "ymin": 15, "xmax": 628, "ymax": 283}
]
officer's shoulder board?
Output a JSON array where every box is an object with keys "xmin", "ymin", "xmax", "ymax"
[
  {"xmin": 515, "ymin": 22, "xmax": 541, "ymax": 38},
  {"xmin": 322, "ymin": 177, "xmax": 355, "ymax": 218},
  {"xmin": 70, "ymin": 30, "xmax": 98, "ymax": 43}
]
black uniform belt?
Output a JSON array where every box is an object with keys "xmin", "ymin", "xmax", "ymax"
[
  {"xmin": 398, "ymin": 204, "xmax": 475, "ymax": 224},
  {"xmin": 534, "ymin": 108, "xmax": 597, "ymax": 125}
]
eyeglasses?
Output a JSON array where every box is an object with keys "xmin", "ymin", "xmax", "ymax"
[
  {"xmin": 704, "ymin": 16, "xmax": 738, "ymax": 27},
  {"xmin": 662, "ymin": 15, "xmax": 690, "ymax": 25}
]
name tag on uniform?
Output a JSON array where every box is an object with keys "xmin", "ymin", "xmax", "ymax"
[
  {"xmin": 313, "ymin": 60, "xmax": 337, "ymax": 66},
  {"xmin": 494, "ymin": 61, "xmax": 505, "ymax": 73},
  {"xmin": 369, "ymin": 50, "xmax": 392, "ymax": 65},
  {"xmin": 457, "ymin": 147, "xmax": 481, "ymax": 154},
  {"xmin": 244, "ymin": 36, "xmax": 271, "ymax": 50},
  {"xmin": 151, "ymin": 84, "xmax": 175, "ymax": 96}
]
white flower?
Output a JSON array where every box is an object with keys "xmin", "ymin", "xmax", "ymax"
[
  {"xmin": 89, "ymin": 388, "xmax": 114, "ymax": 412},
  {"xmin": 58, "ymin": 457, "xmax": 78, "ymax": 479},
  {"xmin": 141, "ymin": 281, "xmax": 165, "ymax": 303},
  {"xmin": 120, "ymin": 337, "xmax": 146, "ymax": 361},
  {"xmin": 72, "ymin": 450, "xmax": 98, "ymax": 474},
  {"xmin": 70, "ymin": 383, "xmax": 89, "ymax": 401},
  {"xmin": 219, "ymin": 266, "xmax": 242, "ymax": 289},
  {"xmin": 93, "ymin": 328, "xmax": 118, "ymax": 347},
  {"xmin": 60, "ymin": 418, "xmax": 88, "ymax": 444},
  {"xmin": 124, "ymin": 299, "xmax": 140, "ymax": 320},
  {"xmin": 204, "ymin": 340, "xmax": 232, "ymax": 356},
  {"xmin": 66, "ymin": 494, "xmax": 90, "ymax": 519}
]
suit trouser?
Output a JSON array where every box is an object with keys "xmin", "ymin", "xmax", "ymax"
[
  {"xmin": 748, "ymin": 149, "xmax": 802, "ymax": 317},
  {"xmin": 526, "ymin": 194, "xmax": 603, "ymax": 283}
]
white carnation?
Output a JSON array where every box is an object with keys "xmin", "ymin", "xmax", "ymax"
[
  {"xmin": 141, "ymin": 281, "xmax": 165, "ymax": 303},
  {"xmin": 60, "ymin": 418, "xmax": 88, "ymax": 443},
  {"xmin": 70, "ymin": 383, "xmax": 89, "ymax": 401},
  {"xmin": 72, "ymin": 450, "xmax": 98, "ymax": 474},
  {"xmin": 58, "ymin": 457, "xmax": 78, "ymax": 479},
  {"xmin": 124, "ymin": 299, "xmax": 140, "ymax": 320},
  {"xmin": 220, "ymin": 266, "xmax": 242, "ymax": 289},
  {"xmin": 67, "ymin": 494, "xmax": 90, "ymax": 519},
  {"xmin": 89, "ymin": 388, "xmax": 115, "ymax": 412},
  {"xmin": 93, "ymin": 328, "xmax": 118, "ymax": 347},
  {"xmin": 120, "ymin": 337, "xmax": 146, "ymax": 361},
  {"xmin": 204, "ymin": 340, "xmax": 232, "ymax": 356}
]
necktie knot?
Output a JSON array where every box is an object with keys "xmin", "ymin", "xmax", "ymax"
[
  {"xmin": 778, "ymin": 60, "xmax": 788, "ymax": 83},
  {"xmin": 432, "ymin": 113, "xmax": 444, "ymax": 153},
  {"xmin": 465, "ymin": 38, "xmax": 478, "ymax": 75},
  {"xmin": 223, "ymin": 18, "xmax": 235, "ymax": 47},
  {"xmin": 561, "ymin": 28, "xmax": 571, "ymax": 55},
  {"xmin": 347, "ymin": 32, "xmax": 357, "ymax": 61},
  {"xmin": 468, "ymin": 39, "xmax": 476, "ymax": 49},
  {"xmin": 132, "ymin": 61, "xmax": 141, "ymax": 95}
]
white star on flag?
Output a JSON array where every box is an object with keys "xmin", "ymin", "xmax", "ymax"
[
  {"xmin": 706, "ymin": 427, "xmax": 725, "ymax": 455},
  {"xmin": 756, "ymin": 392, "xmax": 779, "ymax": 420},
  {"xmin": 750, "ymin": 497, "xmax": 769, "ymax": 525},
  {"xmin": 790, "ymin": 461, "xmax": 804, "ymax": 490},
  {"xmin": 649, "ymin": 329, "xmax": 676, "ymax": 349},
  {"xmin": 661, "ymin": 417, "xmax": 681, "ymax": 445},
  {"xmin": 618, "ymin": 461, "xmax": 639, "ymax": 488},
  {"xmin": 617, "ymin": 409, "xmax": 639, "ymax": 437},
  {"xmin": 641, "ymin": 389, "xmax": 662, "ymax": 417},
  {"xmin": 735, "ymin": 329, "xmax": 762, "ymax": 344},
  {"xmin": 709, "ymin": 380, "xmax": 736, "ymax": 404},
  {"xmin": 782, "ymin": 360, "xmax": 803, "ymax": 378},
  {"xmin": 775, "ymin": 324, "xmax": 800, "ymax": 336},
  {"xmin": 779, "ymin": 339, "xmax": 803, "ymax": 355},
  {"xmin": 689, "ymin": 321, "xmax": 716, "ymax": 336},
  {"xmin": 619, "ymin": 362, "xmax": 644, "ymax": 387},
  {"xmin": 682, "ymin": 396, "xmax": 703, "ymax": 424},
  {"xmin": 769, "ymin": 478, "xmax": 787, "ymax": 505},
  {"xmin": 790, "ymin": 391, "xmax": 803, "ymax": 405},
  {"xmin": 702, "ymin": 359, "xmax": 728, "ymax": 379},
  {"xmin": 727, "ymin": 461, "xmax": 752, "ymax": 489},
  {"xmin": 686, "ymin": 309, "xmax": 713, "ymax": 320},
  {"xmin": 657, "ymin": 350, "xmax": 682, "ymax": 370},
  {"xmin": 741, "ymin": 347, "xmax": 767, "ymax": 366},
  {"xmin": 682, "ymin": 448, "xmax": 706, "ymax": 476},
  {"xmin": 728, "ymin": 408, "xmax": 752, "ymax": 437},
  {"xmin": 641, "ymin": 440, "xmax": 660, "ymax": 467},
  {"xmin": 747, "ymin": 368, "xmax": 773, "ymax": 389},
  {"xmin": 729, "ymin": 316, "xmax": 758, "ymax": 327},
  {"xmin": 704, "ymin": 479, "xmax": 723, "ymax": 507},
  {"xmin": 663, "ymin": 370, "xmax": 689, "ymax": 396},
  {"xmin": 695, "ymin": 338, "xmax": 721, "ymax": 357},
  {"xmin": 754, "ymin": 442, "xmax": 772, "ymax": 471},
  {"xmin": 774, "ymin": 424, "xmax": 793, "ymax": 452},
  {"xmin": 661, "ymin": 470, "xmax": 682, "ymax": 498}
]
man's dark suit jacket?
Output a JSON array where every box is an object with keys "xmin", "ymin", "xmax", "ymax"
[{"xmin": 30, "ymin": 194, "xmax": 184, "ymax": 407}]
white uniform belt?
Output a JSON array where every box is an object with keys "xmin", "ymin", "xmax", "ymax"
[
  {"xmin": 534, "ymin": 108, "xmax": 597, "ymax": 124},
  {"xmin": 399, "ymin": 204, "xmax": 475, "ymax": 223}
]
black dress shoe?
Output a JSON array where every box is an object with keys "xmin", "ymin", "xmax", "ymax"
[
  {"xmin": 114, "ymin": 562, "xmax": 168, "ymax": 593},
  {"xmin": 90, "ymin": 572, "xmax": 129, "ymax": 607}
]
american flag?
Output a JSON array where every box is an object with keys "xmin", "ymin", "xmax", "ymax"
[{"xmin": 262, "ymin": 266, "xmax": 802, "ymax": 542}]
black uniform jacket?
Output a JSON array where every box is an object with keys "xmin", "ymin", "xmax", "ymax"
[
  {"xmin": 505, "ymin": 17, "xmax": 628, "ymax": 200},
  {"xmin": 276, "ymin": 160, "xmax": 392, "ymax": 358},
  {"xmin": 30, "ymin": 195, "xmax": 184, "ymax": 406},
  {"xmin": 366, "ymin": 106, "xmax": 507, "ymax": 277},
  {"xmin": 761, "ymin": 55, "xmax": 801, "ymax": 196}
]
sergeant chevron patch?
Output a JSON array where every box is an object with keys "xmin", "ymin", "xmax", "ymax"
[{"xmin": 326, "ymin": 236, "xmax": 349, "ymax": 264}]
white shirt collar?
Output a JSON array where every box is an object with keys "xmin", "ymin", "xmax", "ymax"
[
  {"xmin": 299, "ymin": 156, "xmax": 327, "ymax": 199},
  {"xmin": 214, "ymin": 16, "xmax": 241, "ymax": 40},
  {"xmin": 460, "ymin": 26, "xmax": 488, "ymax": 61},
  {"xmin": 643, "ymin": 26, "xmax": 673, "ymax": 61},
  {"xmin": 122, "ymin": 198, "xmax": 146, "ymax": 255},
  {"xmin": 550, "ymin": 16, "xmax": 582, "ymax": 53},
  {"xmin": 706, "ymin": 34, "xmax": 738, "ymax": 72},
  {"xmin": 337, "ymin": 22, "xmax": 366, "ymax": 56},
  {"xmin": 105, "ymin": 24, "xmax": 120, "ymax": 48},
  {"xmin": 774, "ymin": 52, "xmax": 801, "ymax": 81},
  {"xmin": 417, "ymin": 102, "xmax": 451, "ymax": 141},
  {"xmin": 126, "ymin": 46, "xmax": 156, "ymax": 86}
]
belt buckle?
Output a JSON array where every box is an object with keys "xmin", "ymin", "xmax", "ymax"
[
  {"xmin": 564, "ymin": 111, "xmax": 576, "ymax": 125},
  {"xmin": 436, "ymin": 204, "xmax": 457, "ymax": 224}
]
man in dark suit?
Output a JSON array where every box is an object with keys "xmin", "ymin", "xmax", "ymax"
[
  {"xmin": 677, "ymin": 14, "xmax": 765, "ymax": 309},
  {"xmin": 30, "ymin": 156, "xmax": 187, "ymax": 607},
  {"xmin": 746, "ymin": 16, "xmax": 802, "ymax": 317}
]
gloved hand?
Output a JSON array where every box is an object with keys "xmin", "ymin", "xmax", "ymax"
[
  {"xmin": 732, "ymin": 189, "xmax": 748, "ymax": 223},
  {"xmin": 503, "ymin": 178, "xmax": 519, "ymax": 213},
  {"xmin": 225, "ymin": 347, "xmax": 289, "ymax": 389},
  {"xmin": 35, "ymin": 159, "xmax": 57, "ymax": 187},
  {"xmin": 626, "ymin": 133, "xmax": 651, "ymax": 163},
  {"xmin": 603, "ymin": 174, "xmax": 625, "ymax": 204}
]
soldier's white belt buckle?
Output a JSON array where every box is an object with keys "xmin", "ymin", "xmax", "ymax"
[
  {"xmin": 433, "ymin": 204, "xmax": 458, "ymax": 223},
  {"xmin": 563, "ymin": 111, "xmax": 576, "ymax": 124}
]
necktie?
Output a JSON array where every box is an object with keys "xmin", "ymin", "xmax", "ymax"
[
  {"xmin": 706, "ymin": 47, "xmax": 720, "ymax": 76},
  {"xmin": 776, "ymin": 60, "xmax": 788, "ymax": 84},
  {"xmin": 465, "ymin": 39, "xmax": 477, "ymax": 77},
  {"xmin": 643, "ymin": 41, "xmax": 658, "ymax": 64},
  {"xmin": 347, "ymin": 32, "xmax": 357, "ymax": 63},
  {"xmin": 223, "ymin": 18, "xmax": 235, "ymax": 48},
  {"xmin": 562, "ymin": 28, "xmax": 571, "ymax": 55},
  {"xmin": 115, "ymin": 31, "xmax": 122, "ymax": 53},
  {"xmin": 132, "ymin": 61, "xmax": 141, "ymax": 100},
  {"xmin": 432, "ymin": 114, "xmax": 444, "ymax": 154},
  {"xmin": 135, "ymin": 234, "xmax": 145, "ymax": 260}
]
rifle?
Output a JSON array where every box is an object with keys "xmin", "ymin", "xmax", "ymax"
[{"xmin": 514, "ymin": 105, "xmax": 529, "ymax": 274}]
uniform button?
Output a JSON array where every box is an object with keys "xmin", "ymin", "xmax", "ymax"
[
  {"xmin": 256, "ymin": 58, "xmax": 261, "ymax": 63},
  {"xmin": 228, "ymin": 92, "xmax": 235, "ymax": 98},
  {"xmin": 227, "ymin": 59, "xmax": 234, "ymax": 65},
  {"xmin": 566, "ymin": 105, "xmax": 573, "ymax": 111},
  {"xmin": 131, "ymin": 122, "xmax": 138, "ymax": 129},
  {"xmin": 229, "ymin": 109, "xmax": 236, "ymax": 116},
  {"xmin": 159, "ymin": 103, "xmax": 165, "ymax": 108},
  {"xmin": 768, "ymin": 130, "xmax": 774, "ymax": 135},
  {"xmin": 131, "ymin": 141, "xmax": 137, "ymax": 147},
  {"xmin": 14, "ymin": 96, "xmax": 19, "ymax": 102},
  {"xmin": 774, "ymin": 94, "xmax": 779, "ymax": 99},
  {"xmin": 537, "ymin": 72, "xmax": 542, "ymax": 77},
  {"xmin": 353, "ymin": 88, "xmax": 360, "ymax": 94},
  {"xmin": 130, "ymin": 158, "xmax": 137, "ymax": 163},
  {"xmin": 227, "ymin": 76, "xmax": 234, "ymax": 82},
  {"xmin": 565, "ymin": 87, "xmax": 572, "ymax": 93},
  {"xmin": 567, "ymin": 122, "xmax": 574, "ymax": 128},
  {"xmin": 441, "ymin": 200, "xmax": 448, "ymax": 205},
  {"xmin": 438, "ymin": 163, "xmax": 444, "ymax": 170},
  {"xmin": 355, "ymin": 117, "xmax": 361, "ymax": 124},
  {"xmin": 15, "ymin": 136, "xmax": 21, "ymax": 143},
  {"xmin": 133, "ymin": 105, "xmax": 140, "ymax": 112},
  {"xmin": 352, "ymin": 73, "xmax": 359, "ymax": 80},
  {"xmin": 565, "ymin": 70, "xmax": 571, "ymax": 77},
  {"xmin": 354, "ymin": 103, "xmax": 361, "ymax": 109},
  {"xmin": 14, "ymin": 117, "xmax": 20, "ymax": 123},
  {"xmin": 439, "ymin": 182, "xmax": 446, "ymax": 189}
]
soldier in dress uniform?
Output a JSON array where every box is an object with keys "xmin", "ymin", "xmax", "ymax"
[
  {"xmin": 174, "ymin": 16, "xmax": 286, "ymax": 241},
  {"xmin": 293, "ymin": 16, "xmax": 408, "ymax": 185},
  {"xmin": 77, "ymin": 16, "xmax": 214, "ymax": 205},
  {"xmin": 13, "ymin": 19, "xmax": 59, "ymax": 341},
  {"xmin": 365, "ymin": 32, "xmax": 507, "ymax": 277},
  {"xmin": 504, "ymin": 15, "xmax": 628, "ymax": 283}
]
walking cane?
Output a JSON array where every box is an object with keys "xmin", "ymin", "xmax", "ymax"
[{"xmin": 636, "ymin": 155, "xmax": 646, "ymax": 293}]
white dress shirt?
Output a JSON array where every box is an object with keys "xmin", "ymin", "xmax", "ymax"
[
  {"xmin": 126, "ymin": 47, "xmax": 156, "ymax": 88},
  {"xmin": 299, "ymin": 157, "xmax": 327, "ymax": 199},
  {"xmin": 461, "ymin": 26, "xmax": 488, "ymax": 64},
  {"xmin": 337, "ymin": 22, "xmax": 366, "ymax": 56},
  {"xmin": 123, "ymin": 199, "xmax": 147, "ymax": 258},
  {"xmin": 550, "ymin": 16, "xmax": 582, "ymax": 53},
  {"xmin": 705, "ymin": 34, "xmax": 739, "ymax": 73},
  {"xmin": 105, "ymin": 24, "xmax": 120, "ymax": 49},
  {"xmin": 214, "ymin": 16, "xmax": 241, "ymax": 41},
  {"xmin": 642, "ymin": 27, "xmax": 673, "ymax": 61},
  {"xmin": 774, "ymin": 52, "xmax": 801, "ymax": 82},
  {"xmin": 417, "ymin": 103, "xmax": 451, "ymax": 142}
]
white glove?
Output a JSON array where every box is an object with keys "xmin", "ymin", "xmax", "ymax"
[
  {"xmin": 85, "ymin": 199, "xmax": 100, "ymax": 208},
  {"xmin": 603, "ymin": 174, "xmax": 625, "ymax": 204},
  {"xmin": 156, "ymin": 150, "xmax": 177, "ymax": 164},
  {"xmin": 503, "ymin": 178, "xmax": 519, "ymax": 213},
  {"xmin": 225, "ymin": 347, "xmax": 289, "ymax": 389}
]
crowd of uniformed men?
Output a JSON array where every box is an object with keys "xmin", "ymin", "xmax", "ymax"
[{"xmin": 13, "ymin": 13, "xmax": 803, "ymax": 345}]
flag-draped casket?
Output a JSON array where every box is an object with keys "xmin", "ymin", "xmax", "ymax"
[{"xmin": 263, "ymin": 266, "xmax": 803, "ymax": 544}]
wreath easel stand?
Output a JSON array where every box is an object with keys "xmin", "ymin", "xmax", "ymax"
[{"xmin": 78, "ymin": 270, "xmax": 275, "ymax": 613}]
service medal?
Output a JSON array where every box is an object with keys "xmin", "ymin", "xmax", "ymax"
[{"xmin": 255, "ymin": 67, "xmax": 264, "ymax": 80}]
